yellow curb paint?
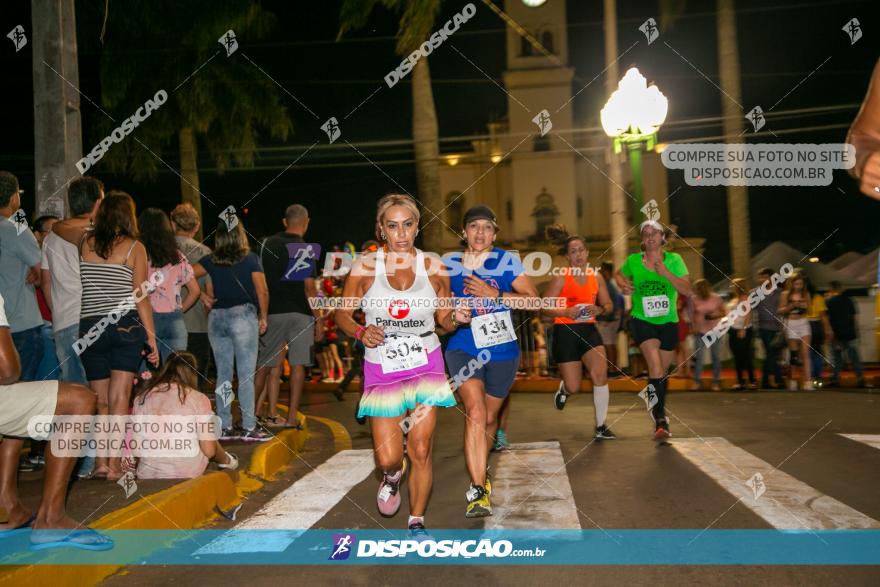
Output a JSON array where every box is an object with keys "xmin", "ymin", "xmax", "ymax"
[
  {"xmin": 1, "ymin": 421, "xmax": 310, "ymax": 587},
  {"xmin": 304, "ymin": 415, "xmax": 352, "ymax": 452},
  {"xmin": 246, "ymin": 425, "xmax": 308, "ymax": 480},
  {"xmin": 274, "ymin": 405, "xmax": 352, "ymax": 453}
]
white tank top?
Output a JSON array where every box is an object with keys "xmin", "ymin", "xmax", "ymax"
[{"xmin": 363, "ymin": 248, "xmax": 440, "ymax": 363}]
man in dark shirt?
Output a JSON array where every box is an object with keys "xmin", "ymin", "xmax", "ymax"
[
  {"xmin": 254, "ymin": 205, "xmax": 321, "ymax": 428},
  {"xmin": 826, "ymin": 281, "xmax": 865, "ymax": 387},
  {"xmin": 754, "ymin": 267, "xmax": 785, "ymax": 389}
]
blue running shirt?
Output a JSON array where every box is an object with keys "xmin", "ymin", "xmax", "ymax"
[{"xmin": 446, "ymin": 247, "xmax": 524, "ymax": 360}]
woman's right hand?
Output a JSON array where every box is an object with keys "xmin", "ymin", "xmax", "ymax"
[
  {"xmin": 359, "ymin": 325, "xmax": 385, "ymax": 348},
  {"xmin": 618, "ymin": 276, "xmax": 634, "ymax": 295}
]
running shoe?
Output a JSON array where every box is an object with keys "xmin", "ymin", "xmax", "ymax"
[
  {"xmin": 408, "ymin": 521, "xmax": 433, "ymax": 542},
  {"xmin": 240, "ymin": 428, "xmax": 273, "ymax": 442},
  {"xmin": 493, "ymin": 428, "xmax": 510, "ymax": 452},
  {"xmin": 594, "ymin": 425, "xmax": 616, "ymax": 440},
  {"xmin": 333, "ymin": 387, "xmax": 345, "ymax": 401},
  {"xmin": 653, "ymin": 419, "xmax": 671, "ymax": 440},
  {"xmin": 377, "ymin": 460, "xmax": 406, "ymax": 517},
  {"xmin": 219, "ymin": 428, "xmax": 240, "ymax": 441},
  {"xmin": 465, "ymin": 483, "xmax": 492, "ymax": 518},
  {"xmin": 554, "ymin": 381, "xmax": 570, "ymax": 410}
]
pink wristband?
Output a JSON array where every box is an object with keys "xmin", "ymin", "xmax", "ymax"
[{"xmin": 355, "ymin": 326, "xmax": 365, "ymax": 340}]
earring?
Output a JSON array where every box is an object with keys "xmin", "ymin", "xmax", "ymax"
[{"xmin": 380, "ymin": 231, "xmax": 386, "ymax": 240}]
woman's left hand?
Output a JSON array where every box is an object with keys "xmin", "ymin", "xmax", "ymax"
[{"xmin": 463, "ymin": 275, "xmax": 499, "ymax": 298}]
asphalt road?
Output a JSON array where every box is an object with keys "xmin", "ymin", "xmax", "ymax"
[{"xmin": 102, "ymin": 389, "xmax": 880, "ymax": 586}]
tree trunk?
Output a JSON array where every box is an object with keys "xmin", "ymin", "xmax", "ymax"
[
  {"xmin": 32, "ymin": 0, "xmax": 82, "ymax": 218},
  {"xmin": 179, "ymin": 127, "xmax": 203, "ymax": 240},
  {"xmin": 604, "ymin": 0, "xmax": 627, "ymax": 271},
  {"xmin": 717, "ymin": 0, "xmax": 752, "ymax": 282},
  {"xmin": 411, "ymin": 58, "xmax": 442, "ymax": 252}
]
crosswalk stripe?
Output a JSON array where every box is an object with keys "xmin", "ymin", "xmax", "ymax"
[
  {"xmin": 672, "ymin": 437, "xmax": 879, "ymax": 529},
  {"xmin": 193, "ymin": 449, "xmax": 376, "ymax": 554},
  {"xmin": 839, "ymin": 433, "xmax": 880, "ymax": 451},
  {"xmin": 485, "ymin": 441, "xmax": 581, "ymax": 529}
]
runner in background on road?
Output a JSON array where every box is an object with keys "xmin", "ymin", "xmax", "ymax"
[
  {"xmin": 335, "ymin": 194, "xmax": 463, "ymax": 537},
  {"xmin": 542, "ymin": 224, "xmax": 615, "ymax": 440},
  {"xmin": 444, "ymin": 205, "xmax": 539, "ymax": 518},
  {"xmin": 615, "ymin": 220, "xmax": 691, "ymax": 440}
]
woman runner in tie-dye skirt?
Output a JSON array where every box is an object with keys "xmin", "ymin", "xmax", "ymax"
[{"xmin": 335, "ymin": 194, "xmax": 470, "ymax": 537}]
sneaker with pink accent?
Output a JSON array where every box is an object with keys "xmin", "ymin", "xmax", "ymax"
[{"xmin": 377, "ymin": 460, "xmax": 406, "ymax": 517}]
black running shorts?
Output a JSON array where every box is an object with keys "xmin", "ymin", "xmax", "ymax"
[
  {"xmin": 552, "ymin": 323, "xmax": 604, "ymax": 363},
  {"xmin": 629, "ymin": 317, "xmax": 678, "ymax": 351}
]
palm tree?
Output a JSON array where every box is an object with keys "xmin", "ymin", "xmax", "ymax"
[
  {"xmin": 339, "ymin": 0, "xmax": 444, "ymax": 251},
  {"xmin": 661, "ymin": 0, "xmax": 752, "ymax": 282},
  {"xmin": 716, "ymin": 0, "xmax": 752, "ymax": 282},
  {"xmin": 90, "ymin": 1, "xmax": 293, "ymax": 235}
]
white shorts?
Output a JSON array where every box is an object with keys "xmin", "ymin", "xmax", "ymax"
[
  {"xmin": 785, "ymin": 318, "xmax": 811, "ymax": 341},
  {"xmin": 0, "ymin": 380, "xmax": 59, "ymax": 438}
]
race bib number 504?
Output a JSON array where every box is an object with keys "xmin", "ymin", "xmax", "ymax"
[{"xmin": 379, "ymin": 334, "xmax": 428, "ymax": 374}]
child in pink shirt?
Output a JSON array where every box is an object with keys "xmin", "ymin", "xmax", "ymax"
[{"xmin": 132, "ymin": 351, "xmax": 238, "ymax": 479}]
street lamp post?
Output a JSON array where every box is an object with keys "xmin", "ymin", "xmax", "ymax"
[{"xmin": 600, "ymin": 68, "xmax": 668, "ymax": 211}]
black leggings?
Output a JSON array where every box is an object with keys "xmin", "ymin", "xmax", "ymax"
[{"xmin": 728, "ymin": 328, "xmax": 755, "ymax": 384}]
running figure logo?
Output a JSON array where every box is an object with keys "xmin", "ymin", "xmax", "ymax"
[
  {"xmin": 638, "ymin": 384, "xmax": 658, "ymax": 411},
  {"xmin": 745, "ymin": 106, "xmax": 765, "ymax": 132},
  {"xmin": 532, "ymin": 110, "xmax": 552, "ymax": 137},
  {"xmin": 9, "ymin": 209, "xmax": 28, "ymax": 236},
  {"xmin": 118, "ymin": 471, "xmax": 138, "ymax": 499},
  {"xmin": 282, "ymin": 243, "xmax": 321, "ymax": 281},
  {"xmin": 7, "ymin": 25, "xmax": 26, "ymax": 52},
  {"xmin": 842, "ymin": 18, "xmax": 862, "ymax": 45},
  {"xmin": 321, "ymin": 117, "xmax": 341, "ymax": 144},
  {"xmin": 215, "ymin": 380, "xmax": 234, "ymax": 409},
  {"xmin": 219, "ymin": 206, "xmax": 239, "ymax": 231},
  {"xmin": 329, "ymin": 533, "xmax": 356, "ymax": 560},
  {"xmin": 639, "ymin": 18, "xmax": 659, "ymax": 45},
  {"xmin": 745, "ymin": 472, "xmax": 767, "ymax": 500},
  {"xmin": 640, "ymin": 199, "xmax": 660, "ymax": 222},
  {"xmin": 388, "ymin": 299, "xmax": 410, "ymax": 320},
  {"xmin": 219, "ymin": 30, "xmax": 238, "ymax": 56}
]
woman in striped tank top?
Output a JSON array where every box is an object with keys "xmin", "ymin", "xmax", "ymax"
[
  {"xmin": 543, "ymin": 225, "xmax": 615, "ymax": 439},
  {"xmin": 336, "ymin": 194, "xmax": 465, "ymax": 536},
  {"xmin": 53, "ymin": 191, "xmax": 158, "ymax": 480}
]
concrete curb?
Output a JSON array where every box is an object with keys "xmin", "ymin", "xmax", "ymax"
[{"xmin": 0, "ymin": 414, "xmax": 311, "ymax": 587}]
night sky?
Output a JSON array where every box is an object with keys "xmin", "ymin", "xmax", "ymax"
[{"xmin": 1, "ymin": 0, "xmax": 878, "ymax": 281}]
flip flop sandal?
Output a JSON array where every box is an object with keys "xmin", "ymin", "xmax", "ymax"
[
  {"xmin": 0, "ymin": 513, "xmax": 36, "ymax": 537},
  {"xmin": 30, "ymin": 528, "xmax": 114, "ymax": 552}
]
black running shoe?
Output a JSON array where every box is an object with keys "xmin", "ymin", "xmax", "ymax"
[
  {"xmin": 554, "ymin": 381, "xmax": 570, "ymax": 410},
  {"xmin": 595, "ymin": 425, "xmax": 617, "ymax": 440}
]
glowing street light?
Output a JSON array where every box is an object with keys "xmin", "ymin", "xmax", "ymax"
[{"xmin": 601, "ymin": 67, "xmax": 668, "ymax": 208}]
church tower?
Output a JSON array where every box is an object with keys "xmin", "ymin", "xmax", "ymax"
[{"xmin": 499, "ymin": 0, "xmax": 578, "ymax": 243}]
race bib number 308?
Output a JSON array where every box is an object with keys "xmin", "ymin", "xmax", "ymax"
[
  {"xmin": 379, "ymin": 334, "xmax": 428, "ymax": 374},
  {"xmin": 642, "ymin": 295, "xmax": 670, "ymax": 318},
  {"xmin": 472, "ymin": 311, "xmax": 516, "ymax": 348}
]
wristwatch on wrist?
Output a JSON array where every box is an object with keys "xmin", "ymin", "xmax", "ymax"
[{"xmin": 450, "ymin": 311, "xmax": 459, "ymax": 329}]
